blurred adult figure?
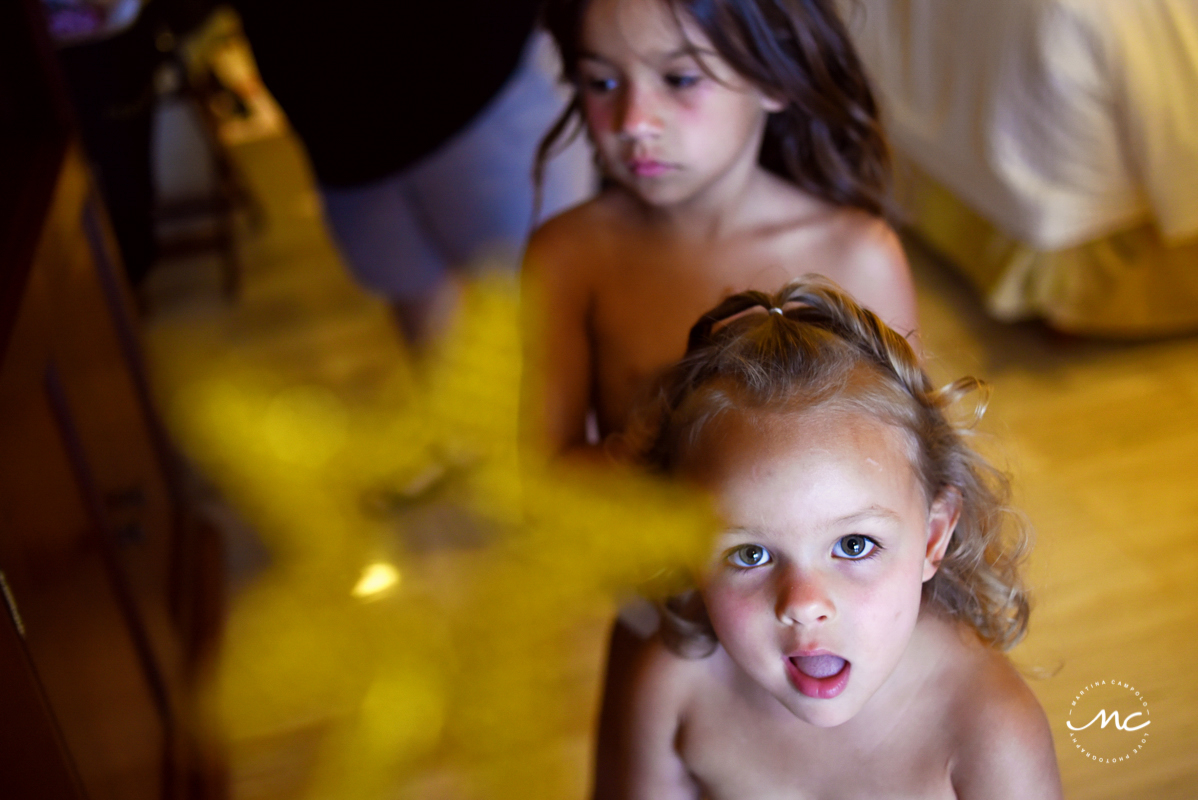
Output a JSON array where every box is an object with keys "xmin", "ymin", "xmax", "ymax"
[{"xmin": 233, "ymin": 0, "xmax": 594, "ymax": 345}]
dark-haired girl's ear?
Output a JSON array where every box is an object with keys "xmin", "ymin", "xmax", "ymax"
[
  {"xmin": 922, "ymin": 487, "xmax": 961, "ymax": 582},
  {"xmin": 759, "ymin": 92, "xmax": 787, "ymax": 113}
]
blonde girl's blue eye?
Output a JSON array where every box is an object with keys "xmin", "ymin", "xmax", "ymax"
[
  {"xmin": 833, "ymin": 535, "xmax": 878, "ymax": 560},
  {"xmin": 727, "ymin": 544, "xmax": 771, "ymax": 568}
]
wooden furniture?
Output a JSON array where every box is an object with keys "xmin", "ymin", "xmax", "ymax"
[
  {"xmin": 1, "ymin": 1, "xmax": 221, "ymax": 797},
  {"xmin": 848, "ymin": 0, "xmax": 1198, "ymax": 336},
  {"xmin": 154, "ymin": 50, "xmax": 265, "ymax": 300}
]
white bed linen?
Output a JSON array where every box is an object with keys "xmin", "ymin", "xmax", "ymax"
[{"xmin": 843, "ymin": 0, "xmax": 1198, "ymax": 250}]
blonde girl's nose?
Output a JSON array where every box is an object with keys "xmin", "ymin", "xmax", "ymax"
[{"xmin": 775, "ymin": 569, "xmax": 835, "ymax": 626}]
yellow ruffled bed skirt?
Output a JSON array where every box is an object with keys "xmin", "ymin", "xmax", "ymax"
[{"xmin": 898, "ymin": 160, "xmax": 1198, "ymax": 338}]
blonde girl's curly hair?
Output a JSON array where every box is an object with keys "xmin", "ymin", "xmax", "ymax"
[{"xmin": 636, "ymin": 275, "xmax": 1031, "ymax": 657}]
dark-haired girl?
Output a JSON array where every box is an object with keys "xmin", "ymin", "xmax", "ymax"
[
  {"xmin": 525, "ymin": 0, "xmax": 919, "ymax": 458},
  {"xmin": 522, "ymin": 0, "xmax": 925, "ymax": 787}
]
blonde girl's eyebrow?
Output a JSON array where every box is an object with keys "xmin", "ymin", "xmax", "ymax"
[
  {"xmin": 833, "ymin": 506, "xmax": 902, "ymax": 526},
  {"xmin": 716, "ymin": 526, "xmax": 771, "ymax": 542},
  {"xmin": 717, "ymin": 513, "xmax": 897, "ymax": 550},
  {"xmin": 722, "ymin": 507, "xmax": 900, "ymax": 536}
]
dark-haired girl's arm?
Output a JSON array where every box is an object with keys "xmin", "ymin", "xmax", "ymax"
[
  {"xmin": 522, "ymin": 216, "xmax": 603, "ymax": 459},
  {"xmin": 594, "ymin": 633, "xmax": 702, "ymax": 800}
]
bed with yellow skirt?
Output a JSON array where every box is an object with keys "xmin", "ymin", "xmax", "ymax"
[{"xmin": 845, "ymin": 0, "xmax": 1198, "ymax": 337}]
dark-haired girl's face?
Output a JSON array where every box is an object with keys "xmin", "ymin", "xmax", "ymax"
[{"xmin": 577, "ymin": 0, "xmax": 782, "ymax": 209}]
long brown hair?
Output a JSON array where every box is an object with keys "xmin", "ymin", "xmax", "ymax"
[
  {"xmin": 536, "ymin": 0, "xmax": 892, "ymax": 217},
  {"xmin": 633, "ymin": 276, "xmax": 1030, "ymax": 657}
]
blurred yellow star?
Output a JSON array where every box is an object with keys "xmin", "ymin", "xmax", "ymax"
[{"xmin": 170, "ymin": 273, "xmax": 716, "ymax": 800}]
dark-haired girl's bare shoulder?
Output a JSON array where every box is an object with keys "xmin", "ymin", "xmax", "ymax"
[
  {"xmin": 523, "ymin": 192, "xmax": 637, "ymax": 313},
  {"xmin": 753, "ymin": 176, "xmax": 919, "ymax": 344},
  {"xmin": 824, "ymin": 207, "xmax": 917, "ymax": 333},
  {"xmin": 527, "ymin": 189, "xmax": 643, "ymax": 267}
]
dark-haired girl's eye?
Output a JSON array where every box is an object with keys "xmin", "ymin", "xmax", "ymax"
[
  {"xmin": 665, "ymin": 73, "xmax": 701, "ymax": 90},
  {"xmin": 583, "ymin": 76, "xmax": 618, "ymax": 94},
  {"xmin": 832, "ymin": 535, "xmax": 877, "ymax": 560},
  {"xmin": 727, "ymin": 544, "xmax": 772, "ymax": 568}
]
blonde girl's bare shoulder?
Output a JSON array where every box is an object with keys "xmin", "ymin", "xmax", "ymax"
[{"xmin": 937, "ymin": 626, "xmax": 1064, "ymax": 799}]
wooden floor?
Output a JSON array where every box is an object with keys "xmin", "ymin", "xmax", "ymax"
[
  {"xmin": 914, "ymin": 242, "xmax": 1198, "ymax": 797},
  {"xmin": 143, "ymin": 130, "xmax": 1198, "ymax": 799}
]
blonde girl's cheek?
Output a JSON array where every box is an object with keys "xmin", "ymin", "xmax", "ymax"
[
  {"xmin": 853, "ymin": 572, "xmax": 921, "ymax": 623},
  {"xmin": 705, "ymin": 587, "xmax": 759, "ymax": 626}
]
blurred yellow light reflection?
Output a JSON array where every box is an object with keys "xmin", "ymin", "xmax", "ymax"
[{"xmin": 352, "ymin": 562, "xmax": 401, "ymax": 599}]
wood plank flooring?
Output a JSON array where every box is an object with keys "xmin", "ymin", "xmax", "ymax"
[
  {"xmin": 913, "ymin": 240, "xmax": 1198, "ymax": 798},
  {"xmin": 144, "ymin": 130, "xmax": 1198, "ymax": 799}
]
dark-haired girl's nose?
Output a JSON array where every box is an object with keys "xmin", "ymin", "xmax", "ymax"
[{"xmin": 617, "ymin": 84, "xmax": 664, "ymax": 138}]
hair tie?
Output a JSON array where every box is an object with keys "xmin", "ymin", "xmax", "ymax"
[{"xmin": 769, "ymin": 307, "xmax": 784, "ymax": 315}]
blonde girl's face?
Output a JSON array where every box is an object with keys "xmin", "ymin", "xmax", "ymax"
[
  {"xmin": 576, "ymin": 0, "xmax": 783, "ymax": 208},
  {"xmin": 689, "ymin": 408, "xmax": 959, "ymax": 728}
]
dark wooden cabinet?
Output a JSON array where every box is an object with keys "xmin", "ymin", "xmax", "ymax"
[
  {"xmin": 1, "ymin": 147, "xmax": 179, "ymax": 800},
  {"xmin": 0, "ymin": 571, "xmax": 86, "ymax": 800},
  {"xmin": 1, "ymin": 2, "xmax": 219, "ymax": 797}
]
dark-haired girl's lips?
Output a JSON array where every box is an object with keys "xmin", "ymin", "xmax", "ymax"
[
  {"xmin": 785, "ymin": 654, "xmax": 850, "ymax": 699},
  {"xmin": 627, "ymin": 159, "xmax": 673, "ymax": 177}
]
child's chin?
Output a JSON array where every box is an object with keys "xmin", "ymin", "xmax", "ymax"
[
  {"xmin": 608, "ymin": 173, "xmax": 691, "ymax": 207},
  {"xmin": 620, "ymin": 183, "xmax": 679, "ymax": 207},
  {"xmin": 779, "ymin": 695, "xmax": 862, "ymax": 729}
]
